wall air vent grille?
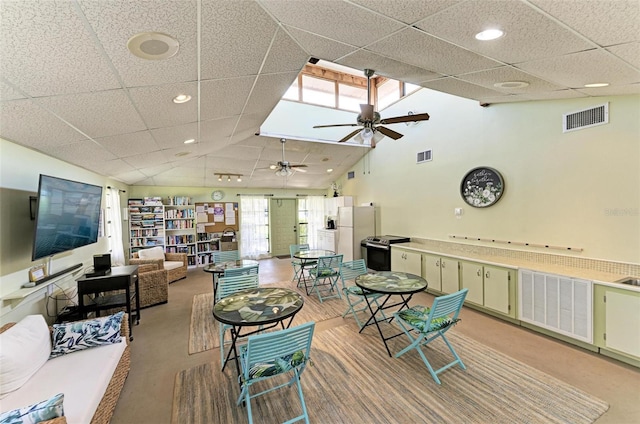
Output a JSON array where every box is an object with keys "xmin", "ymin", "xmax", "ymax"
[
  {"xmin": 417, "ymin": 149, "xmax": 432, "ymax": 164},
  {"xmin": 563, "ymin": 103, "xmax": 608, "ymax": 133}
]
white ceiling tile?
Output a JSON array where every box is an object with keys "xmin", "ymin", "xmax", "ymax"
[
  {"xmin": 200, "ymin": 77, "xmax": 255, "ymax": 121},
  {"xmin": 0, "ymin": 0, "xmax": 121, "ymax": 96},
  {"xmin": 111, "ymin": 170, "xmax": 148, "ymax": 185},
  {"xmin": 506, "ymin": 89, "xmax": 586, "ymax": 102},
  {"xmin": 123, "ymin": 150, "xmax": 172, "ymax": 168},
  {"xmin": 607, "ymin": 42, "xmax": 640, "ymax": 69},
  {"xmin": 200, "ymin": 0, "xmax": 278, "ymax": 79},
  {"xmin": 37, "ymin": 90, "xmax": 147, "ymax": 138},
  {"xmin": 575, "ymin": 84, "xmax": 640, "ymax": 97},
  {"xmin": 367, "ymin": 28, "xmax": 503, "ymax": 75},
  {"xmin": 137, "ymin": 163, "xmax": 175, "ymax": 178},
  {"xmin": 78, "ymin": 0, "xmax": 198, "ymax": 86},
  {"xmin": 283, "ymin": 26, "xmax": 357, "ymax": 61},
  {"xmin": 421, "ymin": 78, "xmax": 506, "ymax": 101},
  {"xmin": 261, "ymin": 28, "xmax": 310, "ymax": 74},
  {"xmin": 350, "ymin": 0, "xmax": 463, "ymax": 25},
  {"xmin": 458, "ymin": 66, "xmax": 564, "ymax": 93},
  {"xmin": 97, "ymin": 131, "xmax": 161, "ymax": 158},
  {"xmin": 0, "ymin": 99, "xmax": 87, "ymax": 148},
  {"xmin": 150, "ymin": 123, "xmax": 199, "ymax": 150},
  {"xmin": 129, "ymin": 83, "xmax": 198, "ymax": 129},
  {"xmin": 39, "ymin": 140, "xmax": 118, "ymax": 168},
  {"xmin": 414, "ymin": 0, "xmax": 595, "ymax": 64},
  {"xmin": 92, "ymin": 159, "xmax": 136, "ymax": 175},
  {"xmin": 530, "ymin": 0, "xmax": 640, "ymax": 46},
  {"xmin": 337, "ymin": 50, "xmax": 443, "ymax": 84},
  {"xmin": 0, "ymin": 81, "xmax": 26, "ymax": 101},
  {"xmin": 244, "ymin": 72, "xmax": 300, "ymax": 116},
  {"xmin": 260, "ymin": 0, "xmax": 405, "ymax": 47},
  {"xmin": 517, "ymin": 49, "xmax": 640, "ymax": 88}
]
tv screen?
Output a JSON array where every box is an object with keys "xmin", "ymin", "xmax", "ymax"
[{"xmin": 32, "ymin": 175, "xmax": 103, "ymax": 261}]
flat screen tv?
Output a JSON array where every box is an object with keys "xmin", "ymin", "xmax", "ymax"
[{"xmin": 32, "ymin": 174, "xmax": 103, "ymax": 261}]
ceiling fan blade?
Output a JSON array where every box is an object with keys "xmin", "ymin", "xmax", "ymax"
[
  {"xmin": 380, "ymin": 112, "xmax": 430, "ymax": 125},
  {"xmin": 290, "ymin": 164, "xmax": 308, "ymax": 168},
  {"xmin": 360, "ymin": 104, "xmax": 374, "ymax": 121},
  {"xmin": 313, "ymin": 123, "xmax": 359, "ymax": 128},
  {"xmin": 376, "ymin": 126, "xmax": 404, "ymax": 140},
  {"xmin": 291, "ymin": 167, "xmax": 307, "ymax": 173},
  {"xmin": 339, "ymin": 128, "xmax": 364, "ymax": 143}
]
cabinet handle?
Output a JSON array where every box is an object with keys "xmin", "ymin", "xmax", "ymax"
[
  {"xmin": 477, "ymin": 269, "xmax": 481, "ymax": 277},
  {"xmin": 485, "ymin": 271, "xmax": 490, "ymax": 278},
  {"xmin": 436, "ymin": 260, "xmax": 440, "ymax": 267},
  {"xmin": 441, "ymin": 261, "xmax": 445, "ymax": 268}
]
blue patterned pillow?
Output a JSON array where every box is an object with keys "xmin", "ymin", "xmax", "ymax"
[
  {"xmin": 0, "ymin": 393, "xmax": 64, "ymax": 424},
  {"xmin": 49, "ymin": 311, "xmax": 124, "ymax": 358}
]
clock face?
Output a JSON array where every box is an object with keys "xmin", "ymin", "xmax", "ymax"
[{"xmin": 211, "ymin": 190, "xmax": 224, "ymax": 201}]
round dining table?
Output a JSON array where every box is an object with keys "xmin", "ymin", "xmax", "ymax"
[
  {"xmin": 203, "ymin": 259, "xmax": 259, "ymax": 298},
  {"xmin": 293, "ymin": 249, "xmax": 335, "ymax": 294}
]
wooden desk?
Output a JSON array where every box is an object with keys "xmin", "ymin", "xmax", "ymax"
[{"xmin": 76, "ymin": 265, "xmax": 140, "ymax": 341}]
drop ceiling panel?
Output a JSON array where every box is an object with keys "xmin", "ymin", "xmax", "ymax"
[
  {"xmin": 261, "ymin": 29, "xmax": 310, "ymax": 74},
  {"xmin": 112, "ymin": 170, "xmax": 148, "ymax": 185},
  {"xmin": 124, "ymin": 150, "xmax": 172, "ymax": 169},
  {"xmin": 260, "ymin": 0, "xmax": 405, "ymax": 47},
  {"xmin": 517, "ymin": 49, "xmax": 640, "ymax": 88},
  {"xmin": 575, "ymin": 84, "xmax": 640, "ymax": 97},
  {"xmin": 150, "ymin": 123, "xmax": 199, "ymax": 150},
  {"xmin": 350, "ymin": 0, "xmax": 463, "ymax": 25},
  {"xmin": 97, "ymin": 131, "xmax": 161, "ymax": 158},
  {"xmin": 458, "ymin": 66, "xmax": 565, "ymax": 93},
  {"xmin": 39, "ymin": 140, "xmax": 118, "ymax": 167},
  {"xmin": 530, "ymin": 0, "xmax": 640, "ymax": 46},
  {"xmin": 209, "ymin": 145, "xmax": 263, "ymax": 161},
  {"xmin": 243, "ymin": 72, "xmax": 300, "ymax": 115},
  {"xmin": 37, "ymin": 90, "xmax": 147, "ymax": 139},
  {"xmin": 200, "ymin": 77, "xmax": 255, "ymax": 121},
  {"xmin": 92, "ymin": 159, "xmax": 137, "ymax": 175},
  {"xmin": 0, "ymin": 82, "xmax": 26, "ymax": 101},
  {"xmin": 200, "ymin": 117, "xmax": 241, "ymax": 143},
  {"xmin": 283, "ymin": 26, "xmax": 357, "ymax": 61},
  {"xmin": 367, "ymin": 28, "xmax": 503, "ymax": 75},
  {"xmin": 337, "ymin": 50, "xmax": 443, "ymax": 84},
  {"xmin": 200, "ymin": 0, "xmax": 278, "ymax": 79},
  {"xmin": 137, "ymin": 163, "xmax": 176, "ymax": 178},
  {"xmin": 422, "ymin": 78, "xmax": 506, "ymax": 101},
  {"xmin": 129, "ymin": 82, "xmax": 198, "ymax": 129},
  {"xmin": 507, "ymin": 89, "xmax": 585, "ymax": 102},
  {"xmin": 607, "ymin": 42, "xmax": 640, "ymax": 69},
  {"xmin": 414, "ymin": 0, "xmax": 595, "ymax": 64},
  {"xmin": 0, "ymin": 100, "xmax": 87, "ymax": 148},
  {"xmin": 78, "ymin": 0, "xmax": 198, "ymax": 87},
  {"xmin": 0, "ymin": 1, "xmax": 120, "ymax": 97}
]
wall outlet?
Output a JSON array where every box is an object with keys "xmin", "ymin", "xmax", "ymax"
[{"xmin": 454, "ymin": 208, "xmax": 463, "ymax": 218}]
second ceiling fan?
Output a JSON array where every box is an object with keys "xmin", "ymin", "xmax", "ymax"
[{"xmin": 313, "ymin": 69, "xmax": 430, "ymax": 147}]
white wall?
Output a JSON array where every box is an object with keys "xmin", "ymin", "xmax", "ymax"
[
  {"xmin": 339, "ymin": 90, "xmax": 640, "ymax": 263},
  {"xmin": 0, "ymin": 138, "xmax": 128, "ymax": 324}
]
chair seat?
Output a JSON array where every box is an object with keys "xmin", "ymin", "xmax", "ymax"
[
  {"xmin": 241, "ymin": 347, "xmax": 307, "ymax": 379},
  {"xmin": 310, "ymin": 268, "xmax": 339, "ymax": 278},
  {"xmin": 397, "ymin": 306, "xmax": 458, "ymax": 333}
]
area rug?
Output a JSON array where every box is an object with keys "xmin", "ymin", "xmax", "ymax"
[
  {"xmin": 173, "ymin": 324, "xmax": 609, "ymax": 423},
  {"xmin": 188, "ymin": 281, "xmax": 347, "ymax": 354}
]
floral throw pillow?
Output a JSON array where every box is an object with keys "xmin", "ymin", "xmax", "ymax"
[
  {"xmin": 0, "ymin": 393, "xmax": 64, "ymax": 424},
  {"xmin": 49, "ymin": 311, "xmax": 124, "ymax": 358}
]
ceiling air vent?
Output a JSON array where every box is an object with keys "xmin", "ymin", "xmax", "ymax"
[
  {"xmin": 417, "ymin": 149, "xmax": 432, "ymax": 164},
  {"xmin": 563, "ymin": 103, "xmax": 608, "ymax": 133}
]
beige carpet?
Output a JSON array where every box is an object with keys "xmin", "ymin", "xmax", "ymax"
[
  {"xmin": 188, "ymin": 280, "xmax": 347, "ymax": 354},
  {"xmin": 173, "ymin": 323, "xmax": 609, "ymax": 424}
]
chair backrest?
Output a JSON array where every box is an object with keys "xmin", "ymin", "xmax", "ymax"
[
  {"xmin": 339, "ymin": 259, "xmax": 367, "ymax": 286},
  {"xmin": 216, "ymin": 274, "xmax": 259, "ymax": 301},
  {"xmin": 223, "ymin": 264, "xmax": 259, "ymax": 278},
  {"xmin": 428, "ymin": 288, "xmax": 469, "ymax": 324},
  {"xmin": 243, "ymin": 321, "xmax": 315, "ymax": 373},
  {"xmin": 315, "ymin": 254, "xmax": 343, "ymax": 276},
  {"xmin": 213, "ymin": 250, "xmax": 240, "ymax": 263},
  {"xmin": 289, "ymin": 243, "xmax": 310, "ymax": 258}
]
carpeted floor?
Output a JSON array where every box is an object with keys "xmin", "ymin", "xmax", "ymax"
[
  {"xmin": 172, "ymin": 323, "xmax": 609, "ymax": 424},
  {"xmin": 188, "ymin": 279, "xmax": 347, "ymax": 354}
]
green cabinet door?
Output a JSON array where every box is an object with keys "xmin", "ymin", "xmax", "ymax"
[
  {"xmin": 484, "ymin": 265, "xmax": 512, "ymax": 316},
  {"xmin": 440, "ymin": 257, "xmax": 460, "ymax": 294},
  {"xmin": 460, "ymin": 260, "xmax": 484, "ymax": 305},
  {"xmin": 422, "ymin": 253, "xmax": 442, "ymax": 292}
]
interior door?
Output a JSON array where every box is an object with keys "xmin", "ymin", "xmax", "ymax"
[{"xmin": 269, "ymin": 199, "xmax": 297, "ymax": 256}]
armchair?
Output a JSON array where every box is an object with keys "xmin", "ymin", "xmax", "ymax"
[
  {"xmin": 130, "ymin": 246, "xmax": 187, "ymax": 283},
  {"xmin": 137, "ymin": 263, "xmax": 168, "ymax": 308}
]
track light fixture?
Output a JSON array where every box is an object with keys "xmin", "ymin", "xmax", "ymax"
[{"xmin": 216, "ymin": 173, "xmax": 243, "ymax": 182}]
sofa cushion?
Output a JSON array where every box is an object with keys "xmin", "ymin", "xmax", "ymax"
[
  {"xmin": 0, "ymin": 393, "xmax": 64, "ymax": 424},
  {"xmin": 50, "ymin": 312, "xmax": 124, "ymax": 358},
  {"xmin": 0, "ymin": 337, "xmax": 126, "ymax": 424},
  {"xmin": 164, "ymin": 261, "xmax": 183, "ymax": 271},
  {"xmin": 0, "ymin": 315, "xmax": 51, "ymax": 399},
  {"xmin": 137, "ymin": 246, "xmax": 165, "ymax": 260}
]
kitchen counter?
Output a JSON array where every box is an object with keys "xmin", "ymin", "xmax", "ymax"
[{"xmin": 393, "ymin": 242, "xmax": 639, "ymax": 291}]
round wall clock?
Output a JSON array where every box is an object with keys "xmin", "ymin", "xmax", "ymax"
[
  {"xmin": 460, "ymin": 167, "xmax": 504, "ymax": 208},
  {"xmin": 211, "ymin": 190, "xmax": 224, "ymax": 201}
]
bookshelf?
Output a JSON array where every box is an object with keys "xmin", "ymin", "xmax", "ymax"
[
  {"xmin": 128, "ymin": 197, "xmax": 165, "ymax": 256},
  {"xmin": 194, "ymin": 201, "xmax": 239, "ymax": 266},
  {"xmin": 164, "ymin": 201, "xmax": 196, "ymax": 268}
]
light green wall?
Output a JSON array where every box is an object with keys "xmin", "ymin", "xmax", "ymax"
[
  {"xmin": 0, "ymin": 138, "xmax": 128, "ymax": 323},
  {"xmin": 339, "ymin": 90, "xmax": 640, "ymax": 264}
]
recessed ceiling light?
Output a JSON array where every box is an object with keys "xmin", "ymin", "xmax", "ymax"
[
  {"xmin": 183, "ymin": 139, "xmax": 195, "ymax": 144},
  {"xmin": 494, "ymin": 81, "xmax": 529, "ymax": 89},
  {"xmin": 327, "ymin": 168, "xmax": 333, "ymax": 173},
  {"xmin": 127, "ymin": 32, "xmax": 179, "ymax": 60},
  {"xmin": 475, "ymin": 29, "xmax": 504, "ymax": 41},
  {"xmin": 584, "ymin": 83, "xmax": 609, "ymax": 88},
  {"xmin": 175, "ymin": 152, "xmax": 190, "ymax": 157},
  {"xmin": 173, "ymin": 94, "xmax": 191, "ymax": 104}
]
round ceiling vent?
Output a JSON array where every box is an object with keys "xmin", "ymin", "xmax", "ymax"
[
  {"xmin": 127, "ymin": 32, "xmax": 179, "ymax": 60},
  {"xmin": 494, "ymin": 81, "xmax": 529, "ymax": 89}
]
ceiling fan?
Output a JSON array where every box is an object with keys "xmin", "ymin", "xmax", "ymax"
[
  {"xmin": 269, "ymin": 138, "xmax": 307, "ymax": 177},
  {"xmin": 313, "ymin": 69, "xmax": 430, "ymax": 147}
]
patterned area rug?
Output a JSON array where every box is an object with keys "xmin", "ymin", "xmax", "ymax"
[
  {"xmin": 188, "ymin": 280, "xmax": 347, "ymax": 354},
  {"xmin": 173, "ymin": 324, "xmax": 609, "ymax": 423}
]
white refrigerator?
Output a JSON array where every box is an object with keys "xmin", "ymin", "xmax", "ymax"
[{"xmin": 337, "ymin": 206, "xmax": 375, "ymax": 262}]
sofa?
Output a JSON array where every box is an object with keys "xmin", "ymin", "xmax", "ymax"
[
  {"xmin": 130, "ymin": 246, "xmax": 187, "ymax": 283},
  {"xmin": 0, "ymin": 313, "xmax": 130, "ymax": 424}
]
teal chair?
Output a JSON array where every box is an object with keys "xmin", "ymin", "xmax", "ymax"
[
  {"xmin": 289, "ymin": 243, "xmax": 314, "ymax": 285},
  {"xmin": 216, "ymin": 274, "xmax": 260, "ymax": 370},
  {"xmin": 393, "ymin": 288, "xmax": 468, "ymax": 384},
  {"xmin": 213, "ymin": 249, "xmax": 240, "ymax": 263},
  {"xmin": 223, "ymin": 264, "xmax": 259, "ymax": 278},
  {"xmin": 339, "ymin": 259, "xmax": 387, "ymax": 329},
  {"xmin": 237, "ymin": 321, "xmax": 315, "ymax": 424},
  {"xmin": 308, "ymin": 254, "xmax": 343, "ymax": 302}
]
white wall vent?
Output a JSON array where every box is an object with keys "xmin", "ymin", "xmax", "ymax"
[
  {"xmin": 563, "ymin": 103, "xmax": 608, "ymax": 133},
  {"xmin": 417, "ymin": 149, "xmax": 432, "ymax": 163}
]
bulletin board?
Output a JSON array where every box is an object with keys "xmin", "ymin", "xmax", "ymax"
[{"xmin": 195, "ymin": 202, "xmax": 239, "ymax": 234}]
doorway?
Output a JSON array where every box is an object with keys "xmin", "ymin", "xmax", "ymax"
[{"xmin": 269, "ymin": 198, "xmax": 297, "ymax": 257}]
